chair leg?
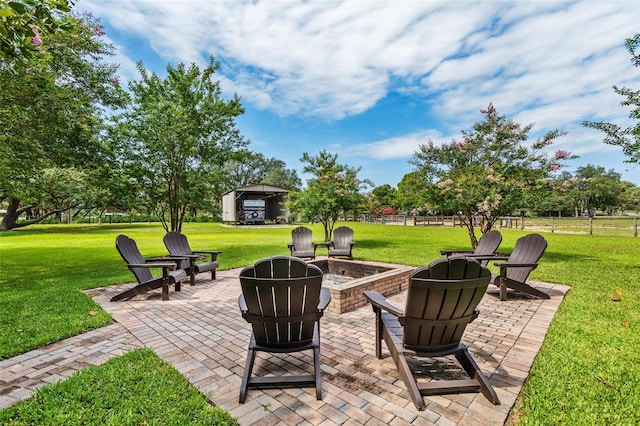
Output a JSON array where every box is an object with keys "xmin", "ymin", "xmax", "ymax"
[
  {"xmin": 110, "ymin": 281, "xmax": 159, "ymax": 302},
  {"xmin": 314, "ymin": 345, "xmax": 322, "ymax": 400},
  {"xmin": 239, "ymin": 342, "xmax": 257, "ymax": 403},
  {"xmin": 190, "ymin": 271, "xmax": 195, "ymax": 286},
  {"xmin": 382, "ymin": 326, "xmax": 426, "ymax": 411},
  {"xmin": 455, "ymin": 346, "xmax": 500, "ymax": 405},
  {"xmin": 504, "ymin": 278, "xmax": 551, "ymax": 300},
  {"xmin": 162, "ymin": 281, "xmax": 169, "ymax": 300},
  {"xmin": 211, "ymin": 269, "xmax": 216, "ymax": 280},
  {"xmin": 374, "ymin": 309, "xmax": 383, "ymax": 359},
  {"xmin": 498, "ymin": 276, "xmax": 508, "ymax": 301}
]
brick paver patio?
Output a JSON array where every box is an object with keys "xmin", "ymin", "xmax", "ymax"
[{"xmin": 0, "ymin": 263, "xmax": 569, "ymax": 425}]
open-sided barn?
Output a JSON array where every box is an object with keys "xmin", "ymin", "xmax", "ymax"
[{"xmin": 222, "ymin": 184, "xmax": 289, "ymax": 224}]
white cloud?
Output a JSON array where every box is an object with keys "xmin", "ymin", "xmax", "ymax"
[
  {"xmin": 76, "ymin": 0, "xmax": 640, "ymax": 183},
  {"xmin": 338, "ymin": 130, "xmax": 447, "ymax": 160}
]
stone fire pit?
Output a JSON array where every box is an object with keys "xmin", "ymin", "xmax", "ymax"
[{"xmin": 309, "ymin": 258, "xmax": 414, "ymax": 314}]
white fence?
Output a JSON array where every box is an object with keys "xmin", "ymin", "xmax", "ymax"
[{"xmin": 361, "ymin": 215, "xmax": 639, "ymax": 237}]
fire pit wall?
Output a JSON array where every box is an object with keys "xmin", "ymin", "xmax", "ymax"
[{"xmin": 309, "ymin": 259, "xmax": 414, "ymax": 314}]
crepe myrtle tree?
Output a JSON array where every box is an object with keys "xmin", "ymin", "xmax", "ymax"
[
  {"xmin": 288, "ymin": 150, "xmax": 372, "ymax": 242},
  {"xmin": 410, "ymin": 103, "xmax": 574, "ymax": 248},
  {"xmin": 0, "ymin": 0, "xmax": 73, "ymax": 71}
]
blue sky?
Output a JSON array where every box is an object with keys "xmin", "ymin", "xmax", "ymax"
[{"xmin": 77, "ymin": 0, "xmax": 640, "ymax": 187}]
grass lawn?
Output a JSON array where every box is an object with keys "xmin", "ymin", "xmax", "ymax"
[{"xmin": 1, "ymin": 222, "xmax": 639, "ymax": 424}]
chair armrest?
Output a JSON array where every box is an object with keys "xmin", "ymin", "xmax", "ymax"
[
  {"xmin": 147, "ymin": 255, "xmax": 189, "ymax": 262},
  {"xmin": 496, "ymin": 262, "xmax": 538, "ymax": 272},
  {"xmin": 128, "ymin": 262, "xmax": 177, "ymax": 270},
  {"xmin": 363, "ymin": 290, "xmax": 404, "ymax": 317},
  {"xmin": 169, "ymin": 254, "xmax": 200, "ymax": 259},
  {"xmin": 238, "ymin": 294, "xmax": 248, "ymax": 313},
  {"xmin": 470, "ymin": 254, "xmax": 510, "ymax": 262},
  {"xmin": 192, "ymin": 250, "xmax": 221, "ymax": 261},
  {"xmin": 440, "ymin": 249, "xmax": 473, "ymax": 256},
  {"xmin": 318, "ymin": 288, "xmax": 331, "ymax": 311}
]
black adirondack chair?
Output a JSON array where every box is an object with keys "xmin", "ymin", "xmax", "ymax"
[
  {"xmin": 113, "ymin": 234, "xmax": 187, "ymax": 302},
  {"xmin": 440, "ymin": 229, "xmax": 502, "ymax": 266},
  {"xmin": 163, "ymin": 232, "xmax": 221, "ymax": 286},
  {"xmin": 363, "ymin": 257, "xmax": 499, "ymax": 410},
  {"xmin": 328, "ymin": 226, "xmax": 355, "ymax": 259},
  {"xmin": 477, "ymin": 233, "xmax": 549, "ymax": 301},
  {"xmin": 238, "ymin": 256, "xmax": 331, "ymax": 402},
  {"xmin": 287, "ymin": 226, "xmax": 317, "ymax": 259}
]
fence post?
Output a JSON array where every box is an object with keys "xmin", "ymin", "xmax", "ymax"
[
  {"xmin": 589, "ymin": 217, "xmax": 593, "ymax": 235},
  {"xmin": 635, "ymin": 218, "xmax": 638, "ymax": 237},
  {"xmin": 520, "ymin": 211, "xmax": 525, "ymax": 230},
  {"xmin": 551, "ymin": 217, "xmax": 555, "ymax": 233}
]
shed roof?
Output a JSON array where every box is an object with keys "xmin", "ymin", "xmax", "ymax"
[{"xmin": 224, "ymin": 183, "xmax": 290, "ymax": 195}]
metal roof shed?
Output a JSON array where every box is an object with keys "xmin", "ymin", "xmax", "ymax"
[{"xmin": 222, "ymin": 184, "xmax": 290, "ymax": 224}]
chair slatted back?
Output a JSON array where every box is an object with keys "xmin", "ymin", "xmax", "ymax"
[
  {"xmin": 116, "ymin": 234, "xmax": 153, "ymax": 284},
  {"xmin": 505, "ymin": 233, "xmax": 547, "ymax": 284},
  {"xmin": 474, "ymin": 230, "xmax": 502, "ymax": 256},
  {"xmin": 332, "ymin": 226, "xmax": 353, "ymax": 250},
  {"xmin": 291, "ymin": 226, "xmax": 313, "ymax": 251},
  {"xmin": 163, "ymin": 232, "xmax": 193, "ymax": 269},
  {"xmin": 403, "ymin": 257, "xmax": 490, "ymax": 352},
  {"xmin": 240, "ymin": 256, "xmax": 324, "ymax": 349}
]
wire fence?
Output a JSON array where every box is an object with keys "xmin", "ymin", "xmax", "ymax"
[{"xmin": 361, "ymin": 214, "xmax": 639, "ymax": 237}]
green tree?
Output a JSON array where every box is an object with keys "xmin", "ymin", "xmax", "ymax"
[
  {"xmin": 530, "ymin": 173, "xmax": 576, "ymax": 217},
  {"xmin": 619, "ymin": 181, "xmax": 640, "ymax": 213},
  {"xmin": 574, "ymin": 165, "xmax": 624, "ymax": 215},
  {"xmin": 289, "ymin": 150, "xmax": 371, "ymax": 241},
  {"xmin": 263, "ymin": 164, "xmax": 301, "ymax": 191},
  {"xmin": 583, "ymin": 34, "xmax": 640, "ymax": 163},
  {"xmin": 225, "ymin": 151, "xmax": 301, "ymax": 190},
  {"xmin": 112, "ymin": 58, "xmax": 247, "ymax": 232},
  {"xmin": 0, "ymin": 0, "xmax": 73, "ymax": 71},
  {"xmin": 410, "ymin": 103, "xmax": 573, "ymax": 247},
  {"xmin": 396, "ymin": 171, "xmax": 429, "ymax": 214},
  {"xmin": 371, "ymin": 184, "xmax": 398, "ymax": 213},
  {"xmin": 27, "ymin": 167, "xmax": 89, "ymax": 223},
  {"xmin": 0, "ymin": 13, "xmax": 126, "ymax": 230}
]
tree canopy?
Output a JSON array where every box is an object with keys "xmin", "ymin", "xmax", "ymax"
[
  {"xmin": 583, "ymin": 33, "xmax": 640, "ymax": 164},
  {"xmin": 110, "ymin": 58, "xmax": 248, "ymax": 232},
  {"xmin": 0, "ymin": 13, "xmax": 126, "ymax": 230},
  {"xmin": 410, "ymin": 103, "xmax": 573, "ymax": 247},
  {"xmin": 0, "ymin": 0, "xmax": 73, "ymax": 71},
  {"xmin": 289, "ymin": 150, "xmax": 371, "ymax": 241},
  {"xmin": 225, "ymin": 150, "xmax": 301, "ymax": 191}
]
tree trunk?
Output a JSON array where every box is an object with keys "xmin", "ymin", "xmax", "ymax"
[
  {"xmin": 0, "ymin": 197, "xmax": 20, "ymax": 230},
  {"xmin": 463, "ymin": 207, "xmax": 479, "ymax": 248}
]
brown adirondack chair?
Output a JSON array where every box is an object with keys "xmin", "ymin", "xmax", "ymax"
[
  {"xmin": 287, "ymin": 226, "xmax": 317, "ymax": 259},
  {"xmin": 238, "ymin": 256, "xmax": 331, "ymax": 402},
  {"xmin": 363, "ymin": 257, "xmax": 499, "ymax": 410},
  {"xmin": 113, "ymin": 234, "xmax": 187, "ymax": 302},
  {"xmin": 328, "ymin": 226, "xmax": 355, "ymax": 259},
  {"xmin": 478, "ymin": 233, "xmax": 549, "ymax": 301},
  {"xmin": 440, "ymin": 229, "xmax": 502, "ymax": 266},
  {"xmin": 163, "ymin": 232, "xmax": 221, "ymax": 286}
]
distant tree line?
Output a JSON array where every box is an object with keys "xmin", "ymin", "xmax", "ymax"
[{"xmin": 1, "ymin": 7, "xmax": 638, "ymax": 246}]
